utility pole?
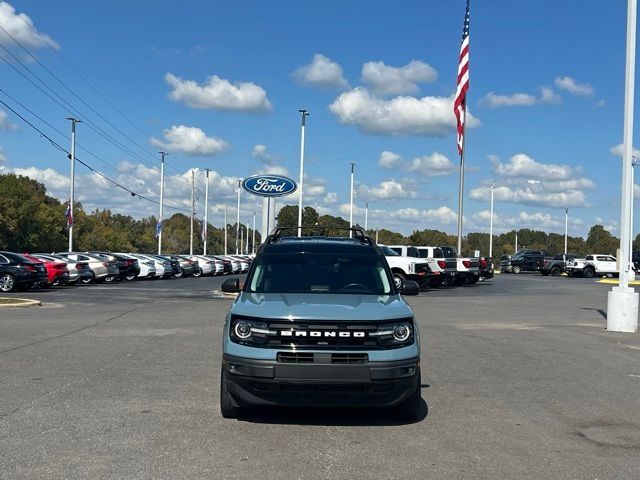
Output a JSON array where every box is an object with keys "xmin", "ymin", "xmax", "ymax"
[
  {"xmin": 203, "ymin": 169, "xmax": 210, "ymax": 255},
  {"xmin": 376, "ymin": 228, "xmax": 379, "ymax": 244},
  {"xmin": 297, "ymin": 109, "xmax": 309, "ymax": 237},
  {"xmin": 252, "ymin": 211, "xmax": 256, "ymax": 254},
  {"xmin": 219, "ymin": 207, "xmax": 228, "ymax": 255},
  {"xmin": 190, "ymin": 169, "xmax": 195, "ymax": 255},
  {"xmin": 564, "ymin": 208, "xmax": 569, "ymax": 256},
  {"xmin": 515, "ymin": 230, "xmax": 518, "ymax": 253},
  {"xmin": 157, "ymin": 151, "xmax": 168, "ymax": 254},
  {"xmin": 488, "ymin": 180, "xmax": 495, "ymax": 258},
  {"xmin": 240, "ymin": 224, "xmax": 244, "ymax": 255},
  {"xmin": 236, "ymin": 179, "xmax": 242, "ymax": 254},
  {"xmin": 608, "ymin": 0, "xmax": 639, "ymax": 333},
  {"xmin": 246, "ymin": 217, "xmax": 250, "ymax": 254},
  {"xmin": 66, "ymin": 117, "xmax": 80, "ymax": 252},
  {"xmin": 349, "ymin": 162, "xmax": 355, "ymax": 238},
  {"xmin": 365, "ymin": 202, "xmax": 369, "ymax": 231}
]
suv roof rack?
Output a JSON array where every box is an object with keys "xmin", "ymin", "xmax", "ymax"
[{"xmin": 266, "ymin": 226, "xmax": 373, "ymax": 245}]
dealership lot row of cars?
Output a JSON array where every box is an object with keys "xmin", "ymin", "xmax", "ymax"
[{"xmin": 0, "ymin": 250, "xmax": 253, "ymax": 293}]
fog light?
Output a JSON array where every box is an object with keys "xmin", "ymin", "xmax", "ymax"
[
  {"xmin": 393, "ymin": 323, "xmax": 411, "ymax": 342},
  {"xmin": 234, "ymin": 320, "xmax": 252, "ymax": 339}
]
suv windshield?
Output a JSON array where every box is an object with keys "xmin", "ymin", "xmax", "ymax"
[{"xmin": 247, "ymin": 253, "xmax": 392, "ymax": 295}]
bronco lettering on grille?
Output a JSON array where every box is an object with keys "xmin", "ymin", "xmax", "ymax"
[{"xmin": 280, "ymin": 330, "xmax": 366, "ymax": 338}]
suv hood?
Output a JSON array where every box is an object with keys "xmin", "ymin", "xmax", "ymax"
[{"xmin": 232, "ymin": 293, "xmax": 413, "ymax": 322}]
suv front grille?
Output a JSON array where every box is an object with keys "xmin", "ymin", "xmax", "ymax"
[
  {"xmin": 331, "ymin": 353, "xmax": 368, "ymax": 364},
  {"xmin": 277, "ymin": 352, "xmax": 314, "ymax": 364}
]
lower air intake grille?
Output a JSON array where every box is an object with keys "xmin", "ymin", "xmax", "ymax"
[
  {"xmin": 277, "ymin": 352, "xmax": 314, "ymax": 364},
  {"xmin": 331, "ymin": 353, "xmax": 368, "ymax": 364}
]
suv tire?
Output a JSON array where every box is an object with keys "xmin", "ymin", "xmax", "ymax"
[
  {"xmin": 512, "ymin": 265, "xmax": 521, "ymax": 274},
  {"xmin": 550, "ymin": 266, "xmax": 561, "ymax": 276},
  {"xmin": 392, "ymin": 272, "xmax": 406, "ymax": 290},
  {"xmin": 0, "ymin": 273, "xmax": 16, "ymax": 292},
  {"xmin": 395, "ymin": 371, "xmax": 422, "ymax": 421},
  {"xmin": 583, "ymin": 267, "xmax": 595, "ymax": 279},
  {"xmin": 220, "ymin": 370, "xmax": 239, "ymax": 419},
  {"xmin": 193, "ymin": 268, "xmax": 202, "ymax": 278}
]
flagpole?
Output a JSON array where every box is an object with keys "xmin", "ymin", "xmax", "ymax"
[
  {"xmin": 66, "ymin": 117, "xmax": 80, "ymax": 252},
  {"xmin": 157, "ymin": 152, "xmax": 167, "ymax": 254},
  {"xmin": 456, "ymin": 129, "xmax": 465, "ymax": 254}
]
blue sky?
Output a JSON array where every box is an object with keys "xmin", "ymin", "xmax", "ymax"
[{"xmin": 0, "ymin": 1, "xmax": 634, "ymax": 237}]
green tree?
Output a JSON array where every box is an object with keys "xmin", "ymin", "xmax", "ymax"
[{"xmin": 586, "ymin": 225, "xmax": 619, "ymax": 254}]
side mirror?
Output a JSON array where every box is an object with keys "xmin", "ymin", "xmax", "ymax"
[
  {"xmin": 221, "ymin": 278, "xmax": 240, "ymax": 293},
  {"xmin": 401, "ymin": 280, "xmax": 420, "ymax": 296}
]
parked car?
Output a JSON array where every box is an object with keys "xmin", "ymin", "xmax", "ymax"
[
  {"xmin": 33, "ymin": 253, "xmax": 91, "ymax": 285},
  {"xmin": 213, "ymin": 256, "xmax": 233, "ymax": 274},
  {"xmin": 165, "ymin": 254, "xmax": 197, "ymax": 277},
  {"xmin": 179, "ymin": 255, "xmax": 216, "ymax": 276},
  {"xmin": 129, "ymin": 254, "xmax": 166, "ymax": 279},
  {"xmin": 228, "ymin": 255, "xmax": 250, "ymax": 273},
  {"xmin": 90, "ymin": 252, "xmax": 139, "ymax": 281},
  {"xmin": 479, "ymin": 257, "xmax": 494, "ymax": 281},
  {"xmin": 415, "ymin": 246, "xmax": 458, "ymax": 286},
  {"xmin": 23, "ymin": 253, "xmax": 70, "ymax": 287},
  {"xmin": 199, "ymin": 255, "xmax": 226, "ymax": 275},
  {"xmin": 219, "ymin": 255, "xmax": 242, "ymax": 274},
  {"xmin": 117, "ymin": 253, "xmax": 156, "ymax": 279},
  {"xmin": 540, "ymin": 254, "xmax": 578, "ymax": 276},
  {"xmin": 55, "ymin": 252, "xmax": 114, "ymax": 283},
  {"xmin": 567, "ymin": 254, "xmax": 618, "ymax": 278},
  {"xmin": 153, "ymin": 255, "xmax": 179, "ymax": 278},
  {"xmin": 379, "ymin": 245, "xmax": 434, "ymax": 288},
  {"xmin": 499, "ymin": 250, "xmax": 545, "ymax": 274},
  {"xmin": 0, "ymin": 251, "xmax": 48, "ymax": 292}
]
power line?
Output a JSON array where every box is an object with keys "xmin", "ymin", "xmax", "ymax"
[{"xmin": 0, "ymin": 99, "xmax": 190, "ymax": 214}]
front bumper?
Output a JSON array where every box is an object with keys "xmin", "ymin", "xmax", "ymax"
[{"xmin": 222, "ymin": 354, "xmax": 420, "ymax": 408}]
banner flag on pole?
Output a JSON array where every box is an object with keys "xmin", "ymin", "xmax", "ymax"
[{"xmin": 454, "ymin": 0, "xmax": 470, "ymax": 155}]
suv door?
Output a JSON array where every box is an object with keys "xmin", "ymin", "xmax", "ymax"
[{"xmin": 597, "ymin": 256, "xmax": 617, "ymax": 273}]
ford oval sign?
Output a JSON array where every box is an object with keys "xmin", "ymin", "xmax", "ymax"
[{"xmin": 242, "ymin": 174, "xmax": 297, "ymax": 198}]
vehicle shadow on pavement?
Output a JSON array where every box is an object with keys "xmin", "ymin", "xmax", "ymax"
[
  {"xmin": 580, "ymin": 307, "xmax": 607, "ymax": 319},
  {"xmin": 237, "ymin": 399, "xmax": 429, "ymax": 426}
]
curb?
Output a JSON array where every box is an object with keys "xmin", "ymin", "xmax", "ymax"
[
  {"xmin": 211, "ymin": 290, "xmax": 238, "ymax": 299},
  {"xmin": 0, "ymin": 298, "xmax": 42, "ymax": 308},
  {"xmin": 597, "ymin": 278, "xmax": 640, "ymax": 286}
]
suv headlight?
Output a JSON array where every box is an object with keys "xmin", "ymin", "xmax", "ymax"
[
  {"xmin": 229, "ymin": 316, "xmax": 271, "ymax": 346},
  {"xmin": 372, "ymin": 320, "xmax": 414, "ymax": 347}
]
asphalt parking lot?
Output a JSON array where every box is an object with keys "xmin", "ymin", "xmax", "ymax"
[{"xmin": 1, "ymin": 274, "xmax": 640, "ymax": 479}]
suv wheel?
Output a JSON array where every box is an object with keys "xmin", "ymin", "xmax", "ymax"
[
  {"xmin": 193, "ymin": 268, "xmax": 202, "ymax": 278},
  {"xmin": 392, "ymin": 272, "xmax": 405, "ymax": 289},
  {"xmin": 395, "ymin": 371, "xmax": 422, "ymax": 421},
  {"xmin": 220, "ymin": 370, "xmax": 239, "ymax": 419},
  {"xmin": 583, "ymin": 267, "xmax": 595, "ymax": 278},
  {"xmin": 104, "ymin": 275, "xmax": 115, "ymax": 283},
  {"xmin": 175, "ymin": 267, "xmax": 184, "ymax": 278},
  {"xmin": 512, "ymin": 265, "xmax": 521, "ymax": 274},
  {"xmin": 81, "ymin": 272, "xmax": 95, "ymax": 284},
  {"xmin": 125, "ymin": 274, "xmax": 136, "ymax": 281},
  {"xmin": 550, "ymin": 266, "xmax": 561, "ymax": 276},
  {"xmin": 0, "ymin": 273, "xmax": 16, "ymax": 292}
]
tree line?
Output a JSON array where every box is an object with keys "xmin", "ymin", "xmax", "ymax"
[{"xmin": 0, "ymin": 173, "xmax": 630, "ymax": 258}]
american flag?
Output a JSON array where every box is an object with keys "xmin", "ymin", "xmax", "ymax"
[
  {"xmin": 65, "ymin": 201, "xmax": 73, "ymax": 229},
  {"xmin": 454, "ymin": 0, "xmax": 470, "ymax": 156},
  {"xmin": 155, "ymin": 219, "xmax": 162, "ymax": 237}
]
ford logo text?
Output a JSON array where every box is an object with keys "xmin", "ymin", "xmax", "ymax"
[{"xmin": 242, "ymin": 175, "xmax": 297, "ymax": 198}]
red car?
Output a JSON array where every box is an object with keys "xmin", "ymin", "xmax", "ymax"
[{"xmin": 22, "ymin": 253, "xmax": 70, "ymax": 287}]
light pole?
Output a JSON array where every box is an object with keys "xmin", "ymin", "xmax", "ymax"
[
  {"xmin": 236, "ymin": 179, "xmax": 241, "ymax": 254},
  {"xmin": 297, "ymin": 109, "xmax": 309, "ymax": 237},
  {"xmin": 630, "ymin": 158, "xmax": 637, "ymax": 280},
  {"xmin": 252, "ymin": 211, "xmax": 256, "ymax": 254},
  {"xmin": 190, "ymin": 169, "xmax": 195, "ymax": 256},
  {"xmin": 349, "ymin": 162, "xmax": 355, "ymax": 237},
  {"xmin": 515, "ymin": 229, "xmax": 518, "ymax": 253},
  {"xmin": 246, "ymin": 217, "xmax": 250, "ymax": 253},
  {"xmin": 489, "ymin": 180, "xmax": 495, "ymax": 258},
  {"xmin": 157, "ymin": 151, "xmax": 168, "ymax": 254},
  {"xmin": 203, "ymin": 169, "xmax": 210, "ymax": 255},
  {"xmin": 376, "ymin": 228, "xmax": 379, "ymax": 244},
  {"xmin": 219, "ymin": 207, "xmax": 228, "ymax": 255},
  {"xmin": 564, "ymin": 208, "xmax": 569, "ymax": 257},
  {"xmin": 608, "ymin": 0, "xmax": 639, "ymax": 333},
  {"xmin": 66, "ymin": 117, "xmax": 80, "ymax": 252},
  {"xmin": 365, "ymin": 201, "xmax": 369, "ymax": 232}
]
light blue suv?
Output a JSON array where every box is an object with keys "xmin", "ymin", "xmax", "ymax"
[{"xmin": 219, "ymin": 228, "xmax": 422, "ymax": 420}]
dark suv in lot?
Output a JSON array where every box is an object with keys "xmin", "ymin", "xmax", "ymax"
[
  {"xmin": 500, "ymin": 249, "xmax": 546, "ymax": 273},
  {"xmin": 219, "ymin": 228, "xmax": 423, "ymax": 420}
]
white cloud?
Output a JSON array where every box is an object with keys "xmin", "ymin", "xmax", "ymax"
[
  {"xmin": 472, "ymin": 209, "xmax": 583, "ymax": 232},
  {"xmin": 481, "ymin": 87, "xmax": 561, "ymax": 108},
  {"xmin": 329, "ymin": 88, "xmax": 480, "ymax": 136},
  {"xmin": 378, "ymin": 151, "xmax": 402, "ymax": 169},
  {"xmin": 0, "ymin": 146, "xmax": 6, "ymax": 164},
  {"xmin": 494, "ymin": 154, "xmax": 574, "ymax": 181},
  {"xmin": 323, "ymin": 192, "xmax": 338, "ymax": 204},
  {"xmin": 610, "ymin": 143, "xmax": 640, "ymax": 158},
  {"xmin": 0, "ymin": 109, "xmax": 17, "ymax": 130},
  {"xmin": 0, "ymin": 2, "xmax": 59, "ymax": 49},
  {"xmin": 388, "ymin": 206, "xmax": 458, "ymax": 225},
  {"xmin": 361, "ymin": 60, "xmax": 437, "ymax": 95},
  {"xmin": 165, "ymin": 73, "xmax": 272, "ymax": 112},
  {"xmin": 292, "ymin": 54, "xmax": 349, "ymax": 90},
  {"xmin": 408, "ymin": 152, "xmax": 457, "ymax": 177},
  {"xmin": 469, "ymin": 184, "xmax": 589, "ymax": 208},
  {"xmin": 554, "ymin": 76, "xmax": 595, "ymax": 97},
  {"xmin": 252, "ymin": 144, "xmax": 279, "ymax": 165},
  {"xmin": 357, "ymin": 178, "xmax": 417, "ymax": 201},
  {"xmin": 150, "ymin": 125, "xmax": 228, "ymax": 156},
  {"xmin": 253, "ymin": 165, "xmax": 290, "ymax": 177}
]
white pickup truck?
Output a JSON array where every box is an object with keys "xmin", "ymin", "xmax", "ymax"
[
  {"xmin": 415, "ymin": 246, "xmax": 457, "ymax": 286},
  {"xmin": 566, "ymin": 254, "xmax": 618, "ymax": 278},
  {"xmin": 387, "ymin": 245, "xmax": 445, "ymax": 287}
]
